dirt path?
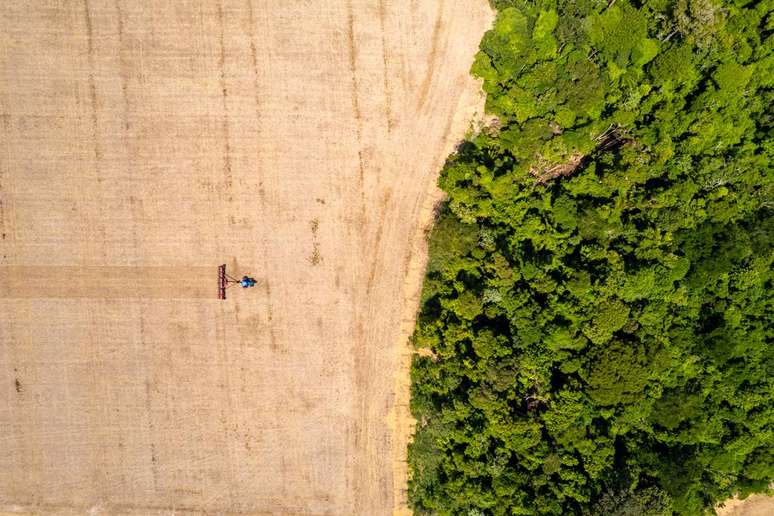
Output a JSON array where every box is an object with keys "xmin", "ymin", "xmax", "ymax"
[
  {"xmin": 0, "ymin": 1, "xmax": 491, "ymax": 514},
  {"xmin": 0, "ymin": 266, "xmax": 217, "ymax": 299},
  {"xmin": 716, "ymin": 491, "xmax": 774, "ymax": 516}
]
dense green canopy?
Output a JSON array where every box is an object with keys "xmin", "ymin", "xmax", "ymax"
[{"xmin": 408, "ymin": 0, "xmax": 773, "ymax": 514}]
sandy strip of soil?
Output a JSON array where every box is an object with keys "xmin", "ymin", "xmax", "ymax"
[
  {"xmin": 0, "ymin": 266, "xmax": 217, "ymax": 299},
  {"xmin": 716, "ymin": 491, "xmax": 774, "ymax": 516}
]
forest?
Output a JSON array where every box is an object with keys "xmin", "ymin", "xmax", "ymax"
[{"xmin": 408, "ymin": 0, "xmax": 773, "ymax": 514}]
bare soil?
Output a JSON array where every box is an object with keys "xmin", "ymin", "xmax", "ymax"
[
  {"xmin": 0, "ymin": 1, "xmax": 492, "ymax": 514},
  {"xmin": 716, "ymin": 491, "xmax": 774, "ymax": 516}
]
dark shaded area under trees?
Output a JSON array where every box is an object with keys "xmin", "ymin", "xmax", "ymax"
[{"xmin": 408, "ymin": 0, "xmax": 773, "ymax": 514}]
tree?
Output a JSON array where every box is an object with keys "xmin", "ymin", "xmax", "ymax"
[{"xmin": 409, "ymin": 0, "xmax": 774, "ymax": 514}]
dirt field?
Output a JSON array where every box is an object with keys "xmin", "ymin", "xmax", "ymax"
[
  {"xmin": 0, "ymin": 1, "xmax": 492, "ymax": 514},
  {"xmin": 716, "ymin": 491, "xmax": 774, "ymax": 516}
]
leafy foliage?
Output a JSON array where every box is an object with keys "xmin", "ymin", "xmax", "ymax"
[{"xmin": 409, "ymin": 0, "xmax": 773, "ymax": 514}]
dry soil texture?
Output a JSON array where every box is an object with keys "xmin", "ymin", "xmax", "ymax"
[
  {"xmin": 716, "ymin": 492, "xmax": 774, "ymax": 516},
  {"xmin": 0, "ymin": 1, "xmax": 492, "ymax": 514}
]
